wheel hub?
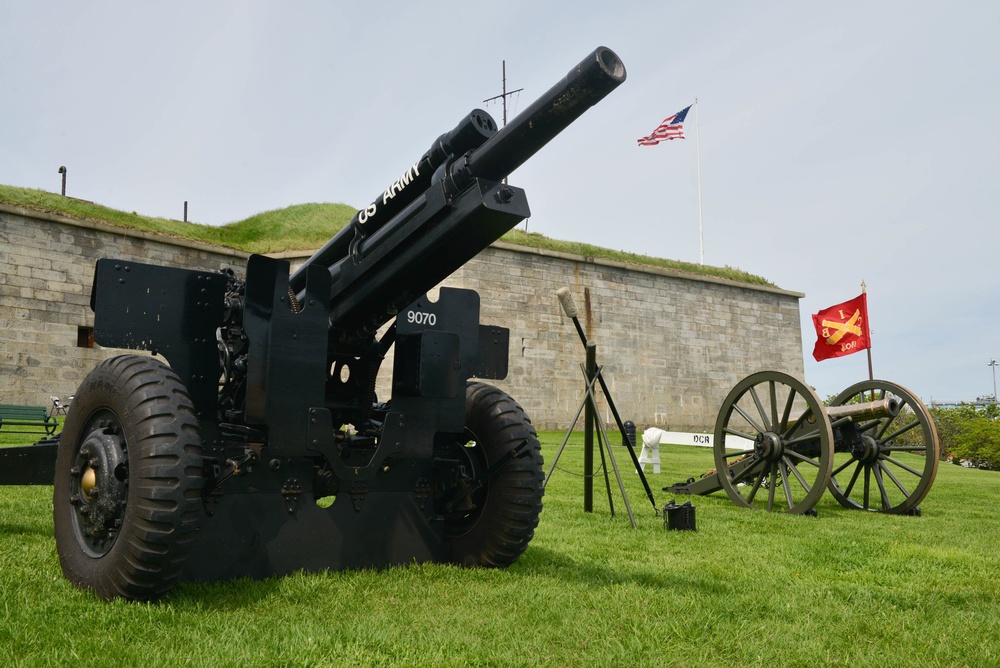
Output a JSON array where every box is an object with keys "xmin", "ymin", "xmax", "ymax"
[
  {"xmin": 70, "ymin": 427, "xmax": 129, "ymax": 555},
  {"xmin": 850, "ymin": 434, "xmax": 881, "ymax": 464},
  {"xmin": 754, "ymin": 432, "xmax": 783, "ymax": 462},
  {"xmin": 81, "ymin": 466, "xmax": 97, "ymax": 496},
  {"xmin": 437, "ymin": 437, "xmax": 487, "ymax": 536}
]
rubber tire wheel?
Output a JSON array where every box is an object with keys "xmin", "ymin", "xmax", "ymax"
[
  {"xmin": 53, "ymin": 355, "xmax": 204, "ymax": 600},
  {"xmin": 447, "ymin": 382, "xmax": 544, "ymax": 567}
]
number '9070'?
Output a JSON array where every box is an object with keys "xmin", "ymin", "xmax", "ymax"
[{"xmin": 406, "ymin": 310, "xmax": 437, "ymax": 326}]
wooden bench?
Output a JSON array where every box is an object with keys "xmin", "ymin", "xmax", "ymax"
[{"xmin": 0, "ymin": 404, "xmax": 58, "ymax": 436}]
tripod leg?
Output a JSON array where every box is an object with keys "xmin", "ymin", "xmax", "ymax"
[
  {"xmin": 544, "ymin": 369, "xmax": 602, "ymax": 487},
  {"xmin": 587, "ymin": 369, "xmax": 636, "ymax": 529},
  {"xmin": 594, "ymin": 368, "xmax": 658, "ymax": 512},
  {"xmin": 557, "ymin": 290, "xmax": 658, "ymax": 512},
  {"xmin": 544, "ymin": 392, "xmax": 587, "ymax": 486},
  {"xmin": 592, "ymin": 393, "xmax": 615, "ymax": 516}
]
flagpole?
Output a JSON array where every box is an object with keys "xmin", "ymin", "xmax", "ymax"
[
  {"xmin": 695, "ymin": 97, "xmax": 704, "ymax": 265},
  {"xmin": 863, "ymin": 280, "xmax": 875, "ymax": 400}
]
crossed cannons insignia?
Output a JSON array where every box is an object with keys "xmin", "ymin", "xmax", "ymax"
[{"xmin": 822, "ymin": 309, "xmax": 863, "ymax": 345}]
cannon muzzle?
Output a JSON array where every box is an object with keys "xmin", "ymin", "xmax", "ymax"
[{"xmin": 460, "ymin": 46, "xmax": 626, "ymax": 187}]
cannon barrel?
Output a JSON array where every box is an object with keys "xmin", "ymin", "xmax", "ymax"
[
  {"xmin": 290, "ymin": 46, "xmax": 626, "ymax": 337},
  {"xmin": 452, "ymin": 46, "xmax": 625, "ymax": 190},
  {"xmin": 779, "ymin": 395, "xmax": 901, "ymax": 435},
  {"xmin": 461, "ymin": 46, "xmax": 626, "ymax": 185},
  {"xmin": 824, "ymin": 395, "xmax": 901, "ymax": 422}
]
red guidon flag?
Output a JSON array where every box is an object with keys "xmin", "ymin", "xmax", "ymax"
[{"xmin": 811, "ymin": 293, "xmax": 871, "ymax": 362}]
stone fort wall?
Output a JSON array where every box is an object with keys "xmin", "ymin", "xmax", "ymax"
[{"xmin": 0, "ymin": 204, "xmax": 805, "ymax": 431}]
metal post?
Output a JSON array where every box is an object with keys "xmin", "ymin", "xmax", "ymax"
[
  {"xmin": 584, "ymin": 341, "xmax": 596, "ymax": 512},
  {"xmin": 989, "ymin": 359, "xmax": 998, "ymax": 403},
  {"xmin": 58, "ymin": 166, "xmax": 66, "ymax": 196},
  {"xmin": 184, "ymin": 201, "xmax": 188, "ymax": 222},
  {"xmin": 622, "ymin": 420, "xmax": 636, "ymax": 449},
  {"xmin": 694, "ymin": 97, "xmax": 704, "ymax": 264},
  {"xmin": 483, "ymin": 60, "xmax": 524, "ymax": 227}
]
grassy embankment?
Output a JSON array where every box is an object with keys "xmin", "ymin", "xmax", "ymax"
[{"xmin": 0, "ymin": 184, "xmax": 773, "ymax": 287}]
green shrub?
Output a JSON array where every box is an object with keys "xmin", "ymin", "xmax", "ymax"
[{"xmin": 931, "ymin": 404, "xmax": 1000, "ymax": 469}]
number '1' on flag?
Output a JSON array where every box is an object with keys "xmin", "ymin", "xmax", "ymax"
[
  {"xmin": 811, "ymin": 293, "xmax": 871, "ymax": 362},
  {"xmin": 637, "ymin": 105, "xmax": 692, "ymax": 146}
]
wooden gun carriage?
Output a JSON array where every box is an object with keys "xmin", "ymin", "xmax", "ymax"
[{"xmin": 665, "ymin": 371, "xmax": 939, "ymax": 515}]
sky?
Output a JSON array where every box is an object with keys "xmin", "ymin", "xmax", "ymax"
[{"xmin": 3, "ymin": 1, "xmax": 999, "ymax": 404}]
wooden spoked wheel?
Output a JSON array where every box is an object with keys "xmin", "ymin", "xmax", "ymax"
[
  {"xmin": 713, "ymin": 371, "xmax": 834, "ymax": 514},
  {"xmin": 827, "ymin": 380, "xmax": 939, "ymax": 514}
]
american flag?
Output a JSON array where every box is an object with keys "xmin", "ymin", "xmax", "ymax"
[{"xmin": 637, "ymin": 105, "xmax": 692, "ymax": 146}]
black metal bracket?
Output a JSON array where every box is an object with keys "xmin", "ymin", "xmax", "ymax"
[
  {"xmin": 281, "ymin": 478, "xmax": 303, "ymax": 513},
  {"xmin": 201, "ymin": 445, "xmax": 262, "ymax": 502}
]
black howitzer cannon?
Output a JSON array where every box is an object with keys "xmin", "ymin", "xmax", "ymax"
[
  {"xmin": 664, "ymin": 371, "xmax": 940, "ymax": 515},
  {"xmin": 4, "ymin": 47, "xmax": 627, "ymax": 600}
]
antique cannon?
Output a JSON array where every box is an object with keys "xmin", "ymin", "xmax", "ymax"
[
  {"xmin": 664, "ymin": 371, "xmax": 939, "ymax": 515},
  {"xmin": 2, "ymin": 47, "xmax": 627, "ymax": 600}
]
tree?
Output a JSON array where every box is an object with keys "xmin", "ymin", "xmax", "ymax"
[{"xmin": 930, "ymin": 404, "xmax": 1000, "ymax": 470}]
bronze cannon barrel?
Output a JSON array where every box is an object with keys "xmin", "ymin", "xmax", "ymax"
[{"xmin": 824, "ymin": 394, "xmax": 901, "ymax": 422}]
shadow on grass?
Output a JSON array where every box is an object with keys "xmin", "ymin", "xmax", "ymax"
[
  {"xmin": 168, "ymin": 576, "xmax": 284, "ymax": 610},
  {"xmin": 519, "ymin": 545, "xmax": 728, "ymax": 595},
  {"xmin": 0, "ymin": 521, "xmax": 52, "ymax": 538}
]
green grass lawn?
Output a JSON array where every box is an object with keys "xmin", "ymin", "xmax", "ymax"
[{"xmin": 1, "ymin": 432, "xmax": 998, "ymax": 667}]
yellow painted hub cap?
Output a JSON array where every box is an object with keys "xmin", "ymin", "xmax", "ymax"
[{"xmin": 81, "ymin": 467, "xmax": 97, "ymax": 497}]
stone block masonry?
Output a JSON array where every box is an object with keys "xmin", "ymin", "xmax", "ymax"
[
  {"xmin": 1, "ymin": 204, "xmax": 804, "ymax": 431},
  {"xmin": 0, "ymin": 205, "xmax": 246, "ymax": 414},
  {"xmin": 440, "ymin": 243, "xmax": 804, "ymax": 431}
]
